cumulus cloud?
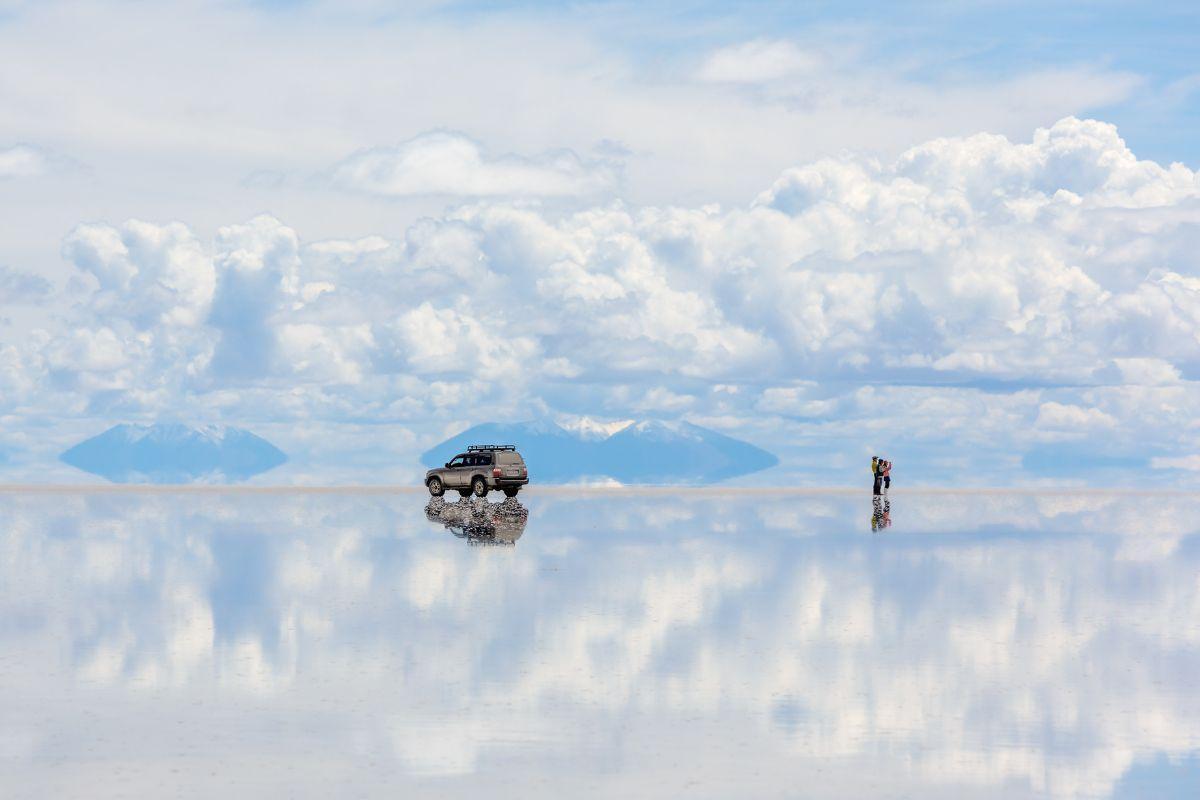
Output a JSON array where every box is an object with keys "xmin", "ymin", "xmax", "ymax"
[
  {"xmin": 4, "ymin": 117, "xmax": 1200, "ymax": 483},
  {"xmin": 64, "ymin": 220, "xmax": 215, "ymax": 328},
  {"xmin": 390, "ymin": 302, "xmax": 539, "ymax": 380},
  {"xmin": 332, "ymin": 131, "xmax": 620, "ymax": 198},
  {"xmin": 208, "ymin": 215, "xmax": 302, "ymax": 379}
]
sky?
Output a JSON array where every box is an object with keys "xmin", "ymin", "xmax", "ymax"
[{"xmin": 0, "ymin": 0, "xmax": 1198, "ymax": 485}]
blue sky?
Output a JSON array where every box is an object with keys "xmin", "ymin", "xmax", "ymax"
[
  {"xmin": 0, "ymin": 0, "xmax": 1197, "ymax": 484},
  {"xmin": 427, "ymin": 0, "xmax": 1200, "ymax": 166}
]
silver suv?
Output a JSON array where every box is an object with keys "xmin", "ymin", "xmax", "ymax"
[{"xmin": 425, "ymin": 444, "xmax": 529, "ymax": 498}]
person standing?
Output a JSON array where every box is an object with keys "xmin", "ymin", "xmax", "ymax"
[
  {"xmin": 882, "ymin": 459, "xmax": 892, "ymax": 493},
  {"xmin": 872, "ymin": 456, "xmax": 883, "ymax": 496}
]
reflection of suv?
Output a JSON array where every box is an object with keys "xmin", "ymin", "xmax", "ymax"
[
  {"xmin": 425, "ymin": 496, "xmax": 529, "ymax": 545},
  {"xmin": 425, "ymin": 444, "xmax": 529, "ymax": 498}
]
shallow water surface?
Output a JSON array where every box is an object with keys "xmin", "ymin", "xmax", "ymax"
[{"xmin": 1, "ymin": 490, "xmax": 1198, "ymax": 798}]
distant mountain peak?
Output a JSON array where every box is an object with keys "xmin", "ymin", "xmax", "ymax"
[
  {"xmin": 61, "ymin": 422, "xmax": 287, "ymax": 484},
  {"xmin": 113, "ymin": 422, "xmax": 229, "ymax": 443},
  {"xmin": 423, "ymin": 418, "xmax": 777, "ymax": 484},
  {"xmin": 553, "ymin": 415, "xmax": 634, "ymax": 441}
]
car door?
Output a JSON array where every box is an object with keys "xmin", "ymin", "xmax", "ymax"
[
  {"xmin": 445, "ymin": 454, "xmax": 468, "ymax": 488},
  {"xmin": 460, "ymin": 454, "xmax": 480, "ymax": 488},
  {"xmin": 474, "ymin": 452, "xmax": 493, "ymax": 484}
]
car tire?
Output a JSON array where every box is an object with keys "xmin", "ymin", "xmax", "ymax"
[
  {"xmin": 503, "ymin": 488, "xmax": 519, "ymax": 498},
  {"xmin": 472, "ymin": 476, "xmax": 488, "ymax": 498},
  {"xmin": 427, "ymin": 477, "xmax": 444, "ymax": 497}
]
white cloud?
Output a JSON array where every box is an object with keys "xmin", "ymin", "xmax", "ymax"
[
  {"xmin": 0, "ymin": 144, "xmax": 46, "ymax": 178},
  {"xmin": 64, "ymin": 220, "xmax": 215, "ymax": 329},
  {"xmin": 634, "ymin": 386, "xmax": 695, "ymax": 413},
  {"xmin": 1113, "ymin": 357, "xmax": 1181, "ymax": 386},
  {"xmin": 1150, "ymin": 455, "xmax": 1200, "ymax": 471},
  {"xmin": 276, "ymin": 323, "xmax": 374, "ymax": 385},
  {"xmin": 1035, "ymin": 402, "xmax": 1117, "ymax": 430},
  {"xmin": 332, "ymin": 131, "xmax": 619, "ymax": 198},
  {"xmin": 756, "ymin": 385, "xmax": 838, "ymax": 417},
  {"xmin": 697, "ymin": 40, "xmax": 819, "ymax": 83},
  {"xmin": 2, "ymin": 117, "xmax": 1199, "ymax": 483},
  {"xmin": 208, "ymin": 215, "xmax": 302, "ymax": 380},
  {"xmin": 0, "ymin": 0, "xmax": 1146, "ymax": 229},
  {"xmin": 44, "ymin": 327, "xmax": 131, "ymax": 394}
]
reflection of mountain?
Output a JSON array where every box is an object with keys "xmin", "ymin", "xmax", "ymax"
[
  {"xmin": 60, "ymin": 423, "xmax": 287, "ymax": 483},
  {"xmin": 422, "ymin": 419, "xmax": 778, "ymax": 483}
]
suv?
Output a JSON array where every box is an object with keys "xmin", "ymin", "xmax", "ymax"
[{"xmin": 425, "ymin": 444, "xmax": 529, "ymax": 498}]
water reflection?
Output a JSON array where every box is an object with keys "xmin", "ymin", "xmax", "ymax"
[
  {"xmin": 0, "ymin": 490, "xmax": 1197, "ymax": 798},
  {"xmin": 425, "ymin": 496, "xmax": 529, "ymax": 545},
  {"xmin": 871, "ymin": 495, "xmax": 891, "ymax": 531}
]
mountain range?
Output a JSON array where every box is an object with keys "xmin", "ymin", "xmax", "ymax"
[
  {"xmin": 422, "ymin": 419, "xmax": 778, "ymax": 484},
  {"xmin": 60, "ymin": 423, "xmax": 288, "ymax": 483}
]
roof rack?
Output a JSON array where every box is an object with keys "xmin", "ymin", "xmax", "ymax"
[{"xmin": 467, "ymin": 444, "xmax": 516, "ymax": 452}]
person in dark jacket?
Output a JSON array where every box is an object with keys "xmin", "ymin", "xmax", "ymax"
[{"xmin": 872, "ymin": 456, "xmax": 883, "ymax": 496}]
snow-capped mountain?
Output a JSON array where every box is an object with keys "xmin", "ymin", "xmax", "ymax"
[
  {"xmin": 60, "ymin": 423, "xmax": 287, "ymax": 483},
  {"xmin": 422, "ymin": 419, "xmax": 778, "ymax": 484},
  {"xmin": 554, "ymin": 415, "xmax": 635, "ymax": 441}
]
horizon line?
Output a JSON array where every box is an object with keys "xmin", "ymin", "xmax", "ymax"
[{"xmin": 0, "ymin": 485, "xmax": 1189, "ymax": 495}]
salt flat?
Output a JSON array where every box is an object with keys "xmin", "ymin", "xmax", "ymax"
[{"xmin": 1, "ymin": 490, "xmax": 1197, "ymax": 799}]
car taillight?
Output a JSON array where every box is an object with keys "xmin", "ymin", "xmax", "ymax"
[{"xmin": 493, "ymin": 467, "xmax": 502, "ymax": 478}]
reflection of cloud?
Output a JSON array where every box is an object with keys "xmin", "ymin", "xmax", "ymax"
[{"xmin": 0, "ymin": 492, "xmax": 1197, "ymax": 797}]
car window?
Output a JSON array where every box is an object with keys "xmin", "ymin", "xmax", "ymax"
[{"xmin": 448, "ymin": 455, "xmax": 465, "ymax": 467}]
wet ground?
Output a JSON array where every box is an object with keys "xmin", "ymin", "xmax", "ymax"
[{"xmin": 1, "ymin": 489, "xmax": 1198, "ymax": 798}]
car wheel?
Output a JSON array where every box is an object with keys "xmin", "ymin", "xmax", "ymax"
[
  {"xmin": 503, "ymin": 488, "xmax": 519, "ymax": 498},
  {"xmin": 472, "ymin": 476, "xmax": 488, "ymax": 498},
  {"xmin": 427, "ymin": 477, "xmax": 444, "ymax": 497}
]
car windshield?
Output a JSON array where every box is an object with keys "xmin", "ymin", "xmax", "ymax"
[{"xmin": 448, "ymin": 455, "xmax": 465, "ymax": 467}]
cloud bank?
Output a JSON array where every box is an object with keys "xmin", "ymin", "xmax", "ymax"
[{"xmin": 4, "ymin": 117, "xmax": 1200, "ymax": 483}]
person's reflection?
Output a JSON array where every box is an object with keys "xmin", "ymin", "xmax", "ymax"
[
  {"xmin": 425, "ymin": 496, "xmax": 529, "ymax": 546},
  {"xmin": 871, "ymin": 495, "xmax": 892, "ymax": 532}
]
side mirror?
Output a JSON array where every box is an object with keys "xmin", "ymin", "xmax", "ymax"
[{"xmin": 445, "ymin": 462, "xmax": 451, "ymax": 468}]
